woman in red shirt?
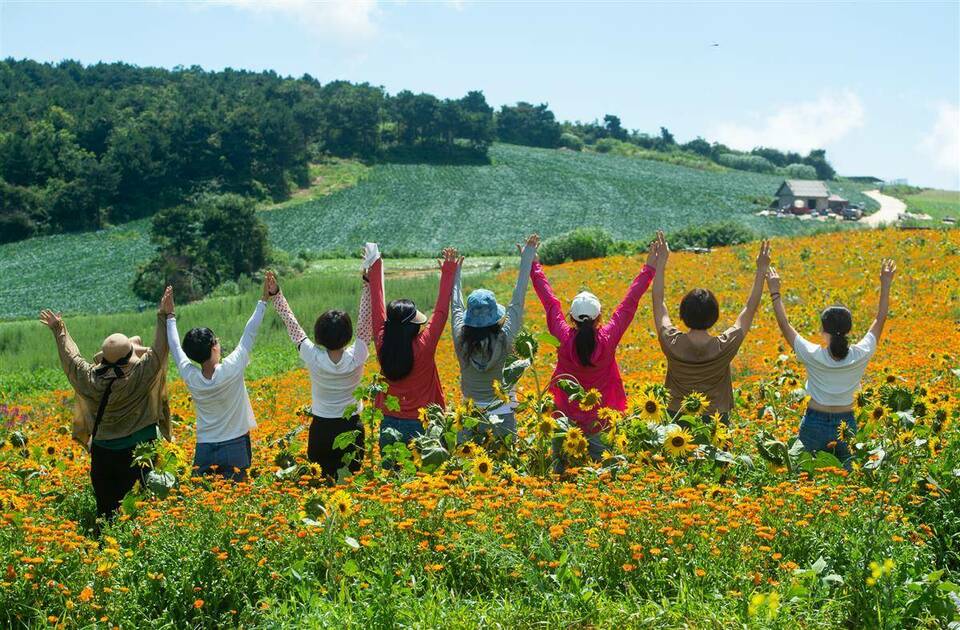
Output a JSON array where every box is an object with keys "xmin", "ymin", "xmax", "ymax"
[
  {"xmin": 531, "ymin": 239, "xmax": 660, "ymax": 461},
  {"xmin": 370, "ymin": 246, "xmax": 461, "ymax": 453}
]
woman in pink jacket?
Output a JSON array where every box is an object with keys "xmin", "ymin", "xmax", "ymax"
[{"xmin": 531, "ymin": 238, "xmax": 660, "ymax": 462}]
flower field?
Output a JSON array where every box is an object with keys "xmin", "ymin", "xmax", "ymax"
[{"xmin": 1, "ymin": 229, "xmax": 959, "ymax": 628}]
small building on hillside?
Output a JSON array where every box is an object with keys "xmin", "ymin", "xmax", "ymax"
[{"xmin": 774, "ymin": 179, "xmax": 830, "ymax": 214}]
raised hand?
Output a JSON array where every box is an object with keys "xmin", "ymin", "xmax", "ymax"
[
  {"xmin": 644, "ymin": 233, "xmax": 661, "ymax": 268},
  {"xmin": 39, "ymin": 309, "xmax": 64, "ymax": 332},
  {"xmin": 517, "ymin": 233, "xmax": 540, "ymax": 254},
  {"xmin": 264, "ymin": 271, "xmax": 279, "ymax": 300},
  {"xmin": 756, "ymin": 239, "xmax": 771, "ymax": 272},
  {"xmin": 766, "ymin": 267, "xmax": 781, "ymax": 294},
  {"xmin": 440, "ymin": 247, "xmax": 462, "ymax": 268},
  {"xmin": 880, "ymin": 258, "xmax": 897, "ymax": 287},
  {"xmin": 653, "ymin": 230, "xmax": 669, "ymax": 270},
  {"xmin": 159, "ymin": 286, "xmax": 174, "ymax": 316}
]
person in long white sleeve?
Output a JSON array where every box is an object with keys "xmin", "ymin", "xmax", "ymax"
[
  {"xmin": 265, "ymin": 266, "xmax": 372, "ymax": 483},
  {"xmin": 165, "ymin": 276, "xmax": 271, "ymax": 481}
]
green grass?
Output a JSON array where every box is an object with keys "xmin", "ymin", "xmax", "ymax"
[
  {"xmin": 900, "ymin": 188, "xmax": 960, "ymax": 221},
  {"xmin": 0, "ymin": 263, "xmax": 499, "ymax": 398},
  {"xmin": 0, "ymin": 143, "xmax": 878, "ymax": 320}
]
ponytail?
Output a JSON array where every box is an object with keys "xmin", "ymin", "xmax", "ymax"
[
  {"xmin": 821, "ymin": 305, "xmax": 853, "ymax": 361},
  {"xmin": 574, "ymin": 318, "xmax": 597, "ymax": 366}
]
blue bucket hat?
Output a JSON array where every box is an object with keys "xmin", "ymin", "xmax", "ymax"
[{"xmin": 464, "ymin": 289, "xmax": 506, "ymax": 328}]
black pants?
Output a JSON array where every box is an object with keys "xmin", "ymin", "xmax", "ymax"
[
  {"xmin": 307, "ymin": 414, "xmax": 364, "ymax": 481},
  {"xmin": 90, "ymin": 440, "xmax": 152, "ymax": 520}
]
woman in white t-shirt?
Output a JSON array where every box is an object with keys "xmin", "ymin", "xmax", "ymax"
[
  {"xmin": 766, "ymin": 259, "xmax": 897, "ymax": 467},
  {"xmin": 265, "ymin": 270, "xmax": 372, "ymax": 482}
]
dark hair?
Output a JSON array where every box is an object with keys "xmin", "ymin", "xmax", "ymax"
[
  {"xmin": 679, "ymin": 288, "xmax": 720, "ymax": 330},
  {"xmin": 460, "ymin": 323, "xmax": 503, "ymax": 359},
  {"xmin": 314, "ymin": 309, "xmax": 353, "ymax": 351},
  {"xmin": 183, "ymin": 327, "xmax": 216, "ymax": 363},
  {"xmin": 378, "ymin": 299, "xmax": 421, "ymax": 381},
  {"xmin": 573, "ymin": 318, "xmax": 597, "ymax": 366},
  {"xmin": 821, "ymin": 305, "xmax": 852, "ymax": 360}
]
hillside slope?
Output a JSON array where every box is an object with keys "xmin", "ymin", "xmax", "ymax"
[{"xmin": 0, "ymin": 144, "xmax": 876, "ymax": 319}]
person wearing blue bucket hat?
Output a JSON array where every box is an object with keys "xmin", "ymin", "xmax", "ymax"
[{"xmin": 451, "ymin": 233, "xmax": 540, "ymax": 443}]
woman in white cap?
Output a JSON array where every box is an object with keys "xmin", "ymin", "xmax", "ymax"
[
  {"xmin": 451, "ymin": 234, "xmax": 539, "ymax": 442},
  {"xmin": 530, "ymin": 238, "xmax": 660, "ymax": 460},
  {"xmin": 39, "ymin": 287, "xmax": 173, "ymax": 522}
]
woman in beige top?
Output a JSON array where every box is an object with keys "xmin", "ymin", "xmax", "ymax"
[{"xmin": 650, "ymin": 231, "xmax": 770, "ymax": 421}]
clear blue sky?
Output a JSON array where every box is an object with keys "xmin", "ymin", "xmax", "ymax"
[{"xmin": 2, "ymin": 0, "xmax": 958, "ymax": 189}]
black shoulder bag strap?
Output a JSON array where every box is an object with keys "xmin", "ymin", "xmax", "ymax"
[{"xmin": 90, "ymin": 379, "xmax": 116, "ymax": 444}]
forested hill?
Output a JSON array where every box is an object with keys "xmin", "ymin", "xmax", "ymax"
[
  {"xmin": 0, "ymin": 59, "xmax": 496, "ymax": 243},
  {"xmin": 1, "ymin": 59, "xmax": 844, "ymax": 246}
]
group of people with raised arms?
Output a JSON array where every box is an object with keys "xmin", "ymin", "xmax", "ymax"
[{"xmin": 40, "ymin": 231, "xmax": 896, "ymax": 520}]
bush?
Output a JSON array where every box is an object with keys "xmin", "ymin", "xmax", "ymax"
[
  {"xmin": 0, "ymin": 211, "xmax": 36, "ymax": 243},
  {"xmin": 716, "ymin": 153, "xmax": 775, "ymax": 174},
  {"xmin": 539, "ymin": 227, "xmax": 613, "ymax": 265},
  {"xmin": 558, "ymin": 132, "xmax": 584, "ymax": 151},
  {"xmin": 782, "ymin": 163, "xmax": 818, "ymax": 180},
  {"xmin": 593, "ymin": 138, "xmax": 619, "ymax": 154},
  {"xmin": 668, "ymin": 222, "xmax": 757, "ymax": 250}
]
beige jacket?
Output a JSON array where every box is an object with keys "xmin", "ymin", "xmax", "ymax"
[{"xmin": 53, "ymin": 312, "xmax": 171, "ymax": 449}]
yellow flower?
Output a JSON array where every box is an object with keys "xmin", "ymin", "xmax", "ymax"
[
  {"xmin": 664, "ymin": 426, "xmax": 696, "ymax": 457},
  {"xmin": 492, "ymin": 380, "xmax": 509, "ymax": 403},
  {"xmin": 710, "ymin": 421, "xmax": 729, "ymax": 448},
  {"xmin": 473, "ymin": 453, "xmax": 494, "ymax": 479},
  {"xmin": 535, "ymin": 415, "xmax": 556, "ymax": 440},
  {"xmin": 563, "ymin": 426, "xmax": 588, "ymax": 459},
  {"xmin": 681, "ymin": 392, "xmax": 709, "ymax": 416},
  {"xmin": 638, "ymin": 394, "xmax": 661, "ymax": 421},
  {"xmin": 329, "ymin": 490, "xmax": 353, "ymax": 519},
  {"xmin": 579, "ymin": 388, "xmax": 602, "ymax": 411}
]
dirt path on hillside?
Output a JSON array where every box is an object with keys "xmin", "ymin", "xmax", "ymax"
[{"xmin": 862, "ymin": 189, "xmax": 906, "ymax": 226}]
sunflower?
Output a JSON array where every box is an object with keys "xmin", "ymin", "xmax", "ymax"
[
  {"xmin": 492, "ymin": 380, "xmax": 509, "ymax": 403},
  {"xmin": 871, "ymin": 405, "xmax": 891, "ymax": 422},
  {"xmin": 578, "ymin": 388, "xmax": 602, "ymax": 411},
  {"xmin": 329, "ymin": 490, "xmax": 353, "ymax": 518},
  {"xmin": 473, "ymin": 453, "xmax": 494, "ymax": 479},
  {"xmin": 639, "ymin": 394, "xmax": 662, "ymax": 421},
  {"xmin": 681, "ymin": 392, "xmax": 710, "ymax": 416},
  {"xmin": 663, "ymin": 426, "xmax": 696, "ymax": 457},
  {"xmin": 458, "ymin": 442, "xmax": 477, "ymax": 458},
  {"xmin": 535, "ymin": 415, "xmax": 556, "ymax": 440},
  {"xmin": 563, "ymin": 426, "xmax": 588, "ymax": 459},
  {"xmin": 710, "ymin": 421, "xmax": 729, "ymax": 449}
]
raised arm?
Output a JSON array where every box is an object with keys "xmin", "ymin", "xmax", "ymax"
[
  {"xmin": 502, "ymin": 234, "xmax": 539, "ymax": 339},
  {"xmin": 268, "ymin": 272, "xmax": 309, "ymax": 347},
  {"xmin": 868, "ymin": 259, "xmax": 896, "ymax": 342},
  {"xmin": 369, "ymin": 254, "xmax": 386, "ymax": 350},
  {"xmin": 766, "ymin": 267, "xmax": 797, "ymax": 348},
  {"xmin": 530, "ymin": 258, "xmax": 571, "ymax": 339},
  {"xmin": 165, "ymin": 314, "xmax": 192, "ymax": 374},
  {"xmin": 356, "ymin": 279, "xmax": 373, "ymax": 345},
  {"xmin": 421, "ymin": 247, "xmax": 461, "ymax": 351},
  {"xmin": 603, "ymin": 238, "xmax": 660, "ymax": 342},
  {"xmin": 651, "ymin": 231, "xmax": 673, "ymax": 333},
  {"xmin": 40, "ymin": 310, "xmax": 91, "ymax": 388},
  {"xmin": 734, "ymin": 240, "xmax": 771, "ymax": 334},
  {"xmin": 450, "ymin": 259, "xmax": 466, "ymax": 339}
]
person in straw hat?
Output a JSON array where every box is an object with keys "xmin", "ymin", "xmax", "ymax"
[{"xmin": 39, "ymin": 287, "xmax": 173, "ymax": 521}]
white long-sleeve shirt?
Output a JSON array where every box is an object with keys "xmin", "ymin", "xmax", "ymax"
[
  {"xmin": 166, "ymin": 301, "xmax": 266, "ymax": 443},
  {"xmin": 273, "ymin": 285, "xmax": 372, "ymax": 418}
]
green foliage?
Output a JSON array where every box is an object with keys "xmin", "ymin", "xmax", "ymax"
[
  {"xmin": 717, "ymin": 153, "xmax": 776, "ymax": 174},
  {"xmin": 668, "ymin": 221, "xmax": 758, "ymax": 249},
  {"xmin": 782, "ymin": 163, "xmax": 818, "ymax": 180},
  {"xmin": 558, "ymin": 132, "xmax": 584, "ymax": 151},
  {"xmin": 885, "ymin": 186, "xmax": 960, "ymax": 222},
  {"xmin": 132, "ymin": 194, "xmax": 269, "ymax": 302},
  {"xmin": 539, "ymin": 227, "xmax": 613, "ymax": 264},
  {"xmin": 496, "ymin": 102, "xmax": 562, "ymax": 148}
]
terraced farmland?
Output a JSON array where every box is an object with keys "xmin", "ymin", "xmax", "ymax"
[{"xmin": 0, "ymin": 144, "xmax": 877, "ymax": 319}]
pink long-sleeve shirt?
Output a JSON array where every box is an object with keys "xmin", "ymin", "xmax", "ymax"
[{"xmin": 531, "ymin": 260, "xmax": 656, "ymax": 434}]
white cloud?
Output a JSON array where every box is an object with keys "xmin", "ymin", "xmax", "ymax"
[
  {"xmin": 211, "ymin": 0, "xmax": 380, "ymax": 41},
  {"xmin": 920, "ymin": 102, "xmax": 960, "ymax": 177},
  {"xmin": 712, "ymin": 90, "xmax": 865, "ymax": 153}
]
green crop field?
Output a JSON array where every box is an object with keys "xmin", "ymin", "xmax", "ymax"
[
  {"xmin": 0, "ymin": 143, "xmax": 876, "ymax": 320},
  {"xmin": 900, "ymin": 188, "xmax": 960, "ymax": 221}
]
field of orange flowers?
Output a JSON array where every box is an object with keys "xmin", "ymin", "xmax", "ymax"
[{"xmin": 1, "ymin": 229, "xmax": 959, "ymax": 628}]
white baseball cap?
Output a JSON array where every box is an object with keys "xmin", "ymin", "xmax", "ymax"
[{"xmin": 569, "ymin": 291, "xmax": 601, "ymax": 321}]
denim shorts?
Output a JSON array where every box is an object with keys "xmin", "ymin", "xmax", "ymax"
[
  {"xmin": 378, "ymin": 415, "xmax": 424, "ymax": 451},
  {"xmin": 798, "ymin": 407, "xmax": 857, "ymax": 469},
  {"xmin": 194, "ymin": 433, "xmax": 252, "ymax": 481}
]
